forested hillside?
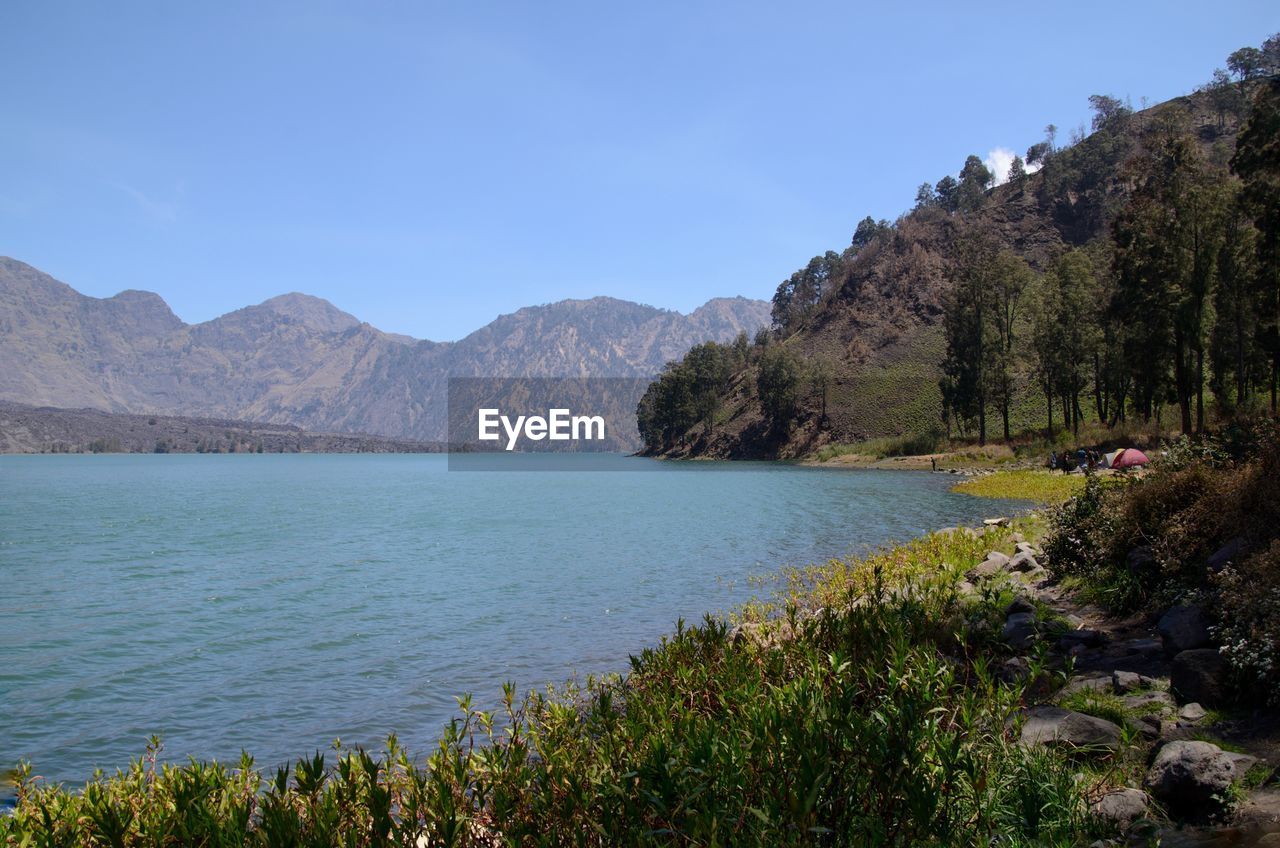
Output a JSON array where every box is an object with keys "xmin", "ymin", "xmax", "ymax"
[{"xmin": 638, "ymin": 35, "xmax": 1280, "ymax": 459}]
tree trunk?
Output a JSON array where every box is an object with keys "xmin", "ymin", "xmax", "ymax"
[
  {"xmin": 1046, "ymin": 386, "xmax": 1054, "ymax": 439},
  {"xmin": 1273, "ymin": 353, "xmax": 1278, "ymax": 414},
  {"xmin": 1196, "ymin": 348, "xmax": 1205, "ymax": 433},
  {"xmin": 1093, "ymin": 353, "xmax": 1107, "ymax": 423},
  {"xmin": 1174, "ymin": 327, "xmax": 1192, "ymax": 435},
  {"xmin": 1235, "ymin": 280, "xmax": 1247, "ymax": 407},
  {"xmin": 1002, "ymin": 399, "xmax": 1011, "ymax": 443},
  {"xmin": 1113, "ymin": 377, "xmax": 1128, "ymax": 426}
]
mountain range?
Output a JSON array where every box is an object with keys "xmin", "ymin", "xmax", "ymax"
[{"xmin": 0, "ymin": 257, "xmax": 770, "ymax": 442}]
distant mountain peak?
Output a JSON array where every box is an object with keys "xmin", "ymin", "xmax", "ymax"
[
  {"xmin": 103, "ymin": 289, "xmax": 184, "ymax": 331},
  {"xmin": 108, "ymin": 288, "xmax": 174, "ymax": 308},
  {"xmin": 255, "ymin": 292, "xmax": 362, "ymax": 334}
]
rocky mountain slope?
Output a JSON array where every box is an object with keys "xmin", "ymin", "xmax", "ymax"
[
  {"xmin": 0, "ymin": 258, "xmax": 769, "ymax": 442},
  {"xmin": 649, "ymin": 84, "xmax": 1251, "ymax": 459}
]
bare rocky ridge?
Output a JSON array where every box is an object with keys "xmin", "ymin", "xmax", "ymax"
[{"xmin": 0, "ymin": 258, "xmax": 769, "ymax": 444}]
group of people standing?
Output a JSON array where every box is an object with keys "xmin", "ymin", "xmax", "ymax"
[{"xmin": 1048, "ymin": 448, "xmax": 1103, "ymax": 472}]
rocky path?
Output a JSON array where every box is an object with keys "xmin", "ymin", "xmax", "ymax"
[{"xmin": 968, "ymin": 526, "xmax": 1279, "ymax": 846}]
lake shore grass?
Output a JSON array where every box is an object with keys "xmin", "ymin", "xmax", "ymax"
[
  {"xmin": 801, "ymin": 439, "xmax": 1018, "ymax": 471},
  {"xmin": 950, "ymin": 469, "xmax": 1091, "ymax": 503}
]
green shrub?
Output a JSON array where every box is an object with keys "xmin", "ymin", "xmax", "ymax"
[
  {"xmin": 1215, "ymin": 540, "xmax": 1280, "ymax": 706},
  {"xmin": 1044, "ymin": 421, "xmax": 1280, "ymax": 703},
  {"xmin": 1042, "ymin": 458, "xmax": 1267, "ymax": 612}
]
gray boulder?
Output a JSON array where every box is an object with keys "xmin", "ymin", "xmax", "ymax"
[
  {"xmin": 1008, "ymin": 550, "xmax": 1041, "ymax": 572},
  {"xmin": 1224, "ymin": 751, "xmax": 1259, "ymax": 779},
  {"xmin": 1171, "ymin": 648, "xmax": 1230, "ymax": 707},
  {"xmin": 1006, "ymin": 596, "xmax": 1036, "ymax": 615},
  {"xmin": 968, "ymin": 559, "xmax": 1004, "ymax": 580},
  {"xmin": 1158, "ymin": 605, "xmax": 1211, "ymax": 655},
  {"xmin": 1144, "ymin": 740, "xmax": 1236, "ymax": 812},
  {"xmin": 1062, "ymin": 674, "xmax": 1113, "ymax": 695},
  {"xmin": 1178, "ymin": 702, "xmax": 1207, "ymax": 723},
  {"xmin": 1021, "ymin": 706, "xmax": 1123, "ymax": 752},
  {"xmin": 985, "ymin": 551, "xmax": 1012, "ymax": 569},
  {"xmin": 1207, "ymin": 537, "xmax": 1247, "ymax": 572},
  {"xmin": 1091, "ymin": 788, "xmax": 1150, "ymax": 828},
  {"xmin": 1003, "ymin": 612, "xmax": 1037, "ymax": 650},
  {"xmin": 1112, "ymin": 670, "xmax": 1142, "ymax": 693}
]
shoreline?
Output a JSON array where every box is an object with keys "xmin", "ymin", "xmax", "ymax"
[
  {"xmin": 798, "ymin": 451, "xmax": 993, "ymax": 474},
  {"xmin": 6, "ymin": 459, "xmax": 1274, "ymax": 845}
]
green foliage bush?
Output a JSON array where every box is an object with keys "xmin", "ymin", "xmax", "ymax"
[{"xmin": 1215, "ymin": 541, "xmax": 1280, "ymax": 706}]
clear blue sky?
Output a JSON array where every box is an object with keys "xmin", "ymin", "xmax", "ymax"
[{"xmin": 2, "ymin": 2, "xmax": 1275, "ymax": 340}]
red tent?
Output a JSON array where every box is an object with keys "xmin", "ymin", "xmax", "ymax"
[{"xmin": 1111, "ymin": 448, "xmax": 1149, "ymax": 469}]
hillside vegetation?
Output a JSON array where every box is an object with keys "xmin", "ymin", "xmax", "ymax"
[{"xmin": 638, "ymin": 35, "xmax": 1280, "ymax": 460}]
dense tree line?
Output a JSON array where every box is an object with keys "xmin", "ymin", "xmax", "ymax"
[
  {"xmin": 942, "ymin": 53, "xmax": 1280, "ymax": 444},
  {"xmin": 637, "ymin": 328, "xmax": 823, "ymax": 451},
  {"xmin": 767, "ymin": 217, "xmax": 893, "ymax": 335},
  {"xmin": 636, "ymin": 338, "xmax": 744, "ymax": 451}
]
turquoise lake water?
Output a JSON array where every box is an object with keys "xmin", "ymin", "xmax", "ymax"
[{"xmin": 0, "ymin": 454, "xmax": 1024, "ymax": 787}]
